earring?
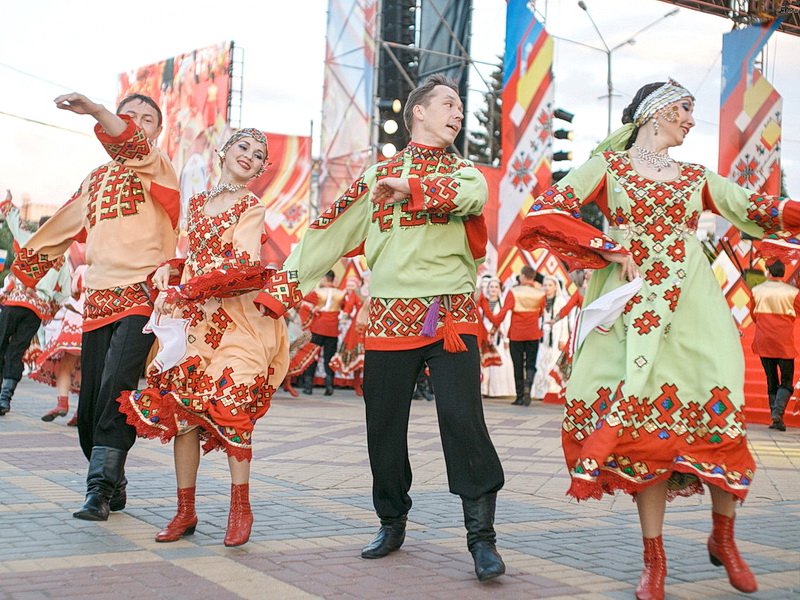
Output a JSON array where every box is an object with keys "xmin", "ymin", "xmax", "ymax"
[
  {"xmin": 661, "ymin": 105, "xmax": 679, "ymax": 123},
  {"xmin": 653, "ymin": 119, "xmax": 659, "ymax": 136}
]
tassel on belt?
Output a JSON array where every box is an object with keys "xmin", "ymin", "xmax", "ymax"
[{"xmin": 421, "ymin": 295, "xmax": 468, "ymax": 353}]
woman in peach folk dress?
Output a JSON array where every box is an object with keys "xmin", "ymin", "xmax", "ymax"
[{"xmin": 118, "ymin": 129, "xmax": 288, "ymax": 547}]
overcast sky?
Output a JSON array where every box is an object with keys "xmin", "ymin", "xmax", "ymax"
[{"xmin": 1, "ymin": 0, "xmax": 799, "ymax": 206}]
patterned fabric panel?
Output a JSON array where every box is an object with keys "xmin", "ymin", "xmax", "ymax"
[
  {"xmin": 418, "ymin": 177, "xmax": 460, "ymax": 213},
  {"xmin": 310, "ymin": 176, "xmax": 368, "ymax": 230},
  {"xmin": 187, "ymin": 193, "xmax": 259, "ymax": 274},
  {"xmin": 262, "ymin": 269, "xmax": 303, "ymax": 310},
  {"xmin": 84, "ymin": 283, "xmax": 151, "ymax": 322},
  {"xmin": 120, "ymin": 361, "xmax": 277, "ymax": 461},
  {"xmin": 85, "ymin": 164, "xmax": 146, "ymax": 226},
  {"xmin": 367, "ymin": 293, "xmax": 477, "ymax": 339},
  {"xmin": 12, "ymin": 247, "xmax": 64, "ymax": 286},
  {"xmin": 1, "ymin": 288, "xmax": 60, "ymax": 320},
  {"xmin": 101, "ymin": 125, "xmax": 151, "ymax": 164}
]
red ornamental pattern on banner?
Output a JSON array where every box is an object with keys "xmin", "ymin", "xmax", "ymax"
[
  {"xmin": 497, "ymin": 1, "xmax": 555, "ymax": 285},
  {"xmin": 714, "ymin": 20, "xmax": 784, "ymax": 329},
  {"xmin": 718, "ymin": 20, "xmax": 783, "ymax": 196}
]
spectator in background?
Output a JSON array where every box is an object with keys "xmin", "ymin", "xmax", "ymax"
[
  {"xmin": 478, "ymin": 277, "xmax": 515, "ymax": 398},
  {"xmin": 301, "ymin": 270, "xmax": 345, "ymax": 395},
  {"xmin": 34, "ymin": 263, "xmax": 86, "ymax": 424},
  {"xmin": 531, "ymin": 275, "xmax": 570, "ymax": 402},
  {"xmin": 489, "ymin": 265, "xmax": 545, "ymax": 406},
  {"xmin": 750, "ymin": 258, "xmax": 800, "ymax": 432}
]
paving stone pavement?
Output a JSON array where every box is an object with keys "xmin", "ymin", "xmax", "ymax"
[{"xmin": 1, "ymin": 377, "xmax": 798, "ymax": 599}]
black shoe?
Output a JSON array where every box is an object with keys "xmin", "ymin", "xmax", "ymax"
[
  {"xmin": 361, "ymin": 516, "xmax": 407, "ymax": 559},
  {"xmin": 774, "ymin": 420, "xmax": 787, "ymax": 432},
  {"xmin": 471, "ymin": 540, "xmax": 506, "ymax": 582},
  {"xmin": 769, "ymin": 422, "xmax": 777, "ymax": 430},
  {"xmin": 462, "ymin": 493, "xmax": 505, "ymax": 582},
  {"xmin": 511, "ymin": 398, "xmax": 523, "ymax": 405},
  {"xmin": 74, "ymin": 446, "xmax": 127, "ymax": 521},
  {"xmin": 324, "ymin": 375, "xmax": 334, "ymax": 396}
]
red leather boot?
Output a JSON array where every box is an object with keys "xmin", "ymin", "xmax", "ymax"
[
  {"xmin": 155, "ymin": 487, "xmax": 198, "ymax": 542},
  {"xmin": 282, "ymin": 379, "xmax": 299, "ymax": 397},
  {"xmin": 224, "ymin": 483, "xmax": 253, "ymax": 547},
  {"xmin": 708, "ymin": 512, "xmax": 757, "ymax": 593},
  {"xmin": 42, "ymin": 396, "xmax": 69, "ymax": 422},
  {"xmin": 636, "ymin": 536, "xmax": 666, "ymax": 600},
  {"xmin": 67, "ymin": 413, "xmax": 78, "ymax": 426}
]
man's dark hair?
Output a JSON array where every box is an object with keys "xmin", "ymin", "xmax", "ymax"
[
  {"xmin": 520, "ymin": 265, "xmax": 536, "ymax": 280},
  {"xmin": 403, "ymin": 74, "xmax": 460, "ymax": 133},
  {"xmin": 324, "ymin": 270, "xmax": 336, "ymax": 281},
  {"xmin": 767, "ymin": 260, "xmax": 786, "ymax": 278},
  {"xmin": 117, "ymin": 94, "xmax": 163, "ymax": 128}
]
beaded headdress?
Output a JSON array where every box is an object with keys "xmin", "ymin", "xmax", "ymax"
[
  {"xmin": 217, "ymin": 128, "xmax": 270, "ymax": 178},
  {"xmin": 592, "ymin": 78, "xmax": 695, "ymax": 156},
  {"xmin": 632, "ymin": 78, "xmax": 694, "ymax": 126}
]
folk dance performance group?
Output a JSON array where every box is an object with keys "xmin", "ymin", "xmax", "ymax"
[{"xmin": 6, "ymin": 73, "xmax": 798, "ymax": 597}]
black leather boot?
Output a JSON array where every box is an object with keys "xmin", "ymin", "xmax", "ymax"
[
  {"xmin": 0, "ymin": 378, "xmax": 19, "ymax": 416},
  {"xmin": 773, "ymin": 388, "xmax": 790, "ymax": 431},
  {"xmin": 361, "ymin": 515, "xmax": 407, "ymax": 559},
  {"xmin": 109, "ymin": 473, "xmax": 128, "ymax": 512},
  {"xmin": 74, "ymin": 446, "xmax": 127, "ymax": 521},
  {"xmin": 767, "ymin": 393, "xmax": 777, "ymax": 428},
  {"xmin": 462, "ymin": 493, "xmax": 505, "ymax": 581},
  {"xmin": 302, "ymin": 371, "xmax": 313, "ymax": 395},
  {"xmin": 511, "ymin": 375, "xmax": 524, "ymax": 405},
  {"xmin": 522, "ymin": 369, "xmax": 534, "ymax": 406},
  {"xmin": 324, "ymin": 374, "xmax": 334, "ymax": 396},
  {"xmin": 420, "ymin": 378, "xmax": 434, "ymax": 402}
]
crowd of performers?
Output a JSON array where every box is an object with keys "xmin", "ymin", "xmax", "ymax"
[{"xmin": 3, "ymin": 73, "xmax": 800, "ymax": 598}]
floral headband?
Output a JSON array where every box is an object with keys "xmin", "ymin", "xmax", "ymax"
[{"xmin": 632, "ymin": 78, "xmax": 694, "ymax": 127}]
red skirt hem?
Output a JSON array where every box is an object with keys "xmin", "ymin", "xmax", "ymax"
[
  {"xmin": 566, "ymin": 466, "xmax": 747, "ymax": 503},
  {"xmin": 117, "ymin": 389, "xmax": 254, "ymax": 462}
]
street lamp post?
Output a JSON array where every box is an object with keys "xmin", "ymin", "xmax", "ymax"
[{"xmin": 577, "ymin": 1, "xmax": 679, "ymax": 135}]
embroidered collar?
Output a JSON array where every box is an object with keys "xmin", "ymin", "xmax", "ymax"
[{"xmin": 406, "ymin": 142, "xmax": 447, "ymax": 160}]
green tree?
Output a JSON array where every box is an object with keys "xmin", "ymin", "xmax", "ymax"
[
  {"xmin": 467, "ymin": 55, "xmax": 503, "ymax": 167},
  {"xmin": 0, "ymin": 220, "xmax": 13, "ymax": 285},
  {"xmin": 781, "ymin": 167, "xmax": 789, "ymax": 197}
]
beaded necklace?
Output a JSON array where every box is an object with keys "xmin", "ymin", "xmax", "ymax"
[
  {"xmin": 206, "ymin": 182, "xmax": 246, "ymax": 200},
  {"xmin": 631, "ymin": 144, "xmax": 674, "ymax": 172}
]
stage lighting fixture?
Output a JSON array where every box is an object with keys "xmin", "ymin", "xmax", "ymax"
[
  {"xmin": 383, "ymin": 119, "xmax": 399, "ymax": 135},
  {"xmin": 381, "ymin": 142, "xmax": 397, "ymax": 157}
]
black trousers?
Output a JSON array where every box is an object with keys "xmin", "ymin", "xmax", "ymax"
[
  {"xmin": 362, "ymin": 335, "xmax": 504, "ymax": 518},
  {"xmin": 760, "ymin": 356, "xmax": 795, "ymax": 396},
  {"xmin": 509, "ymin": 339, "xmax": 539, "ymax": 399},
  {"xmin": 0, "ymin": 305, "xmax": 42, "ymax": 381},
  {"xmin": 304, "ymin": 332, "xmax": 338, "ymax": 379},
  {"xmin": 77, "ymin": 315, "xmax": 154, "ymax": 459}
]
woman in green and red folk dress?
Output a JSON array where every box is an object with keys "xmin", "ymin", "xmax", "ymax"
[{"xmin": 518, "ymin": 79, "xmax": 800, "ymax": 599}]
